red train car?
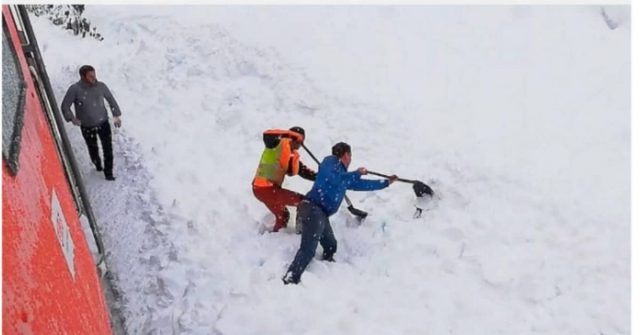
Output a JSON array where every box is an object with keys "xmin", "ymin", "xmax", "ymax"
[{"xmin": 3, "ymin": 5, "xmax": 114, "ymax": 334}]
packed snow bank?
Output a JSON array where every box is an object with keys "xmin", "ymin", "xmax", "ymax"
[{"xmin": 31, "ymin": 5, "xmax": 629, "ymax": 335}]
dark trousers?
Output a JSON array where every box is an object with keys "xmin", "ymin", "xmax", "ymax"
[
  {"xmin": 286, "ymin": 200, "xmax": 337, "ymax": 282},
  {"xmin": 81, "ymin": 121, "xmax": 113, "ymax": 175}
]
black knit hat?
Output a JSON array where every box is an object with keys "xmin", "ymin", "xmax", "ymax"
[
  {"xmin": 332, "ymin": 142, "xmax": 351, "ymax": 158},
  {"xmin": 289, "ymin": 126, "xmax": 305, "ymax": 140}
]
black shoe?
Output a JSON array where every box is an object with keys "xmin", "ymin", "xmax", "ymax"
[
  {"xmin": 94, "ymin": 161, "xmax": 103, "ymax": 171},
  {"xmin": 282, "ymin": 272, "xmax": 300, "ymax": 285},
  {"xmin": 282, "ymin": 210, "xmax": 290, "ymax": 229},
  {"xmin": 105, "ymin": 173, "xmax": 115, "ymax": 181},
  {"xmin": 322, "ymin": 254, "xmax": 335, "ymax": 262}
]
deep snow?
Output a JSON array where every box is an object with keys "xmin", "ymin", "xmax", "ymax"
[{"xmin": 30, "ymin": 5, "xmax": 629, "ymax": 335}]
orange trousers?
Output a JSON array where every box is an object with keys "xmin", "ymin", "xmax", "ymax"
[{"xmin": 253, "ymin": 184, "xmax": 304, "ymax": 232}]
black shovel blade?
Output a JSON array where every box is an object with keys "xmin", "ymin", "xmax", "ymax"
[
  {"xmin": 347, "ymin": 205, "xmax": 368, "ymax": 220},
  {"xmin": 413, "ymin": 181, "xmax": 434, "ymax": 198}
]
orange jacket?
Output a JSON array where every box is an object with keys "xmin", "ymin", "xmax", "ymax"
[{"xmin": 253, "ymin": 129, "xmax": 305, "ymax": 187}]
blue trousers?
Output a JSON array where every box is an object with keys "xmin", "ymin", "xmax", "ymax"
[{"xmin": 286, "ymin": 200, "xmax": 337, "ymax": 282}]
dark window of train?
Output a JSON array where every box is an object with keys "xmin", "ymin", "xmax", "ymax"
[{"xmin": 2, "ymin": 23, "xmax": 26, "ymax": 175}]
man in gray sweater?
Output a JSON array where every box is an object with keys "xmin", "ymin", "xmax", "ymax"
[{"xmin": 61, "ymin": 65, "xmax": 122, "ymax": 180}]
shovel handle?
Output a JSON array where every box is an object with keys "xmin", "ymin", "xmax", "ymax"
[
  {"xmin": 368, "ymin": 171, "xmax": 416, "ymax": 184},
  {"xmin": 301, "ymin": 144, "xmax": 321, "ymax": 165}
]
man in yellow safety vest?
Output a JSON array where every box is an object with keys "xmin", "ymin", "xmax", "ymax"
[{"xmin": 252, "ymin": 127, "xmax": 316, "ymax": 232}]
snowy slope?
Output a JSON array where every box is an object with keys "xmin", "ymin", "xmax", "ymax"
[{"xmin": 31, "ymin": 5, "xmax": 629, "ymax": 335}]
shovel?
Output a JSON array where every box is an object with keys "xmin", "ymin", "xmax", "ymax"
[
  {"xmin": 368, "ymin": 171, "xmax": 434, "ymax": 198},
  {"xmin": 368, "ymin": 171, "xmax": 435, "ymax": 218}
]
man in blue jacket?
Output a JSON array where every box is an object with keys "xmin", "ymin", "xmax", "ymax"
[{"xmin": 283, "ymin": 142, "xmax": 397, "ymax": 284}]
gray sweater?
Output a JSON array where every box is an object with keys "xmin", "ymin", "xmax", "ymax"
[{"xmin": 61, "ymin": 80, "xmax": 121, "ymax": 127}]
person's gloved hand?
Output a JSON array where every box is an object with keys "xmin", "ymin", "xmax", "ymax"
[
  {"xmin": 357, "ymin": 167, "xmax": 368, "ymax": 175},
  {"xmin": 387, "ymin": 175, "xmax": 398, "ymax": 184},
  {"xmin": 72, "ymin": 117, "xmax": 81, "ymax": 126},
  {"xmin": 113, "ymin": 116, "xmax": 122, "ymax": 128}
]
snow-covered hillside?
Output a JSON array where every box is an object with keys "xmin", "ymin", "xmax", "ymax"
[{"xmin": 31, "ymin": 5, "xmax": 630, "ymax": 335}]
